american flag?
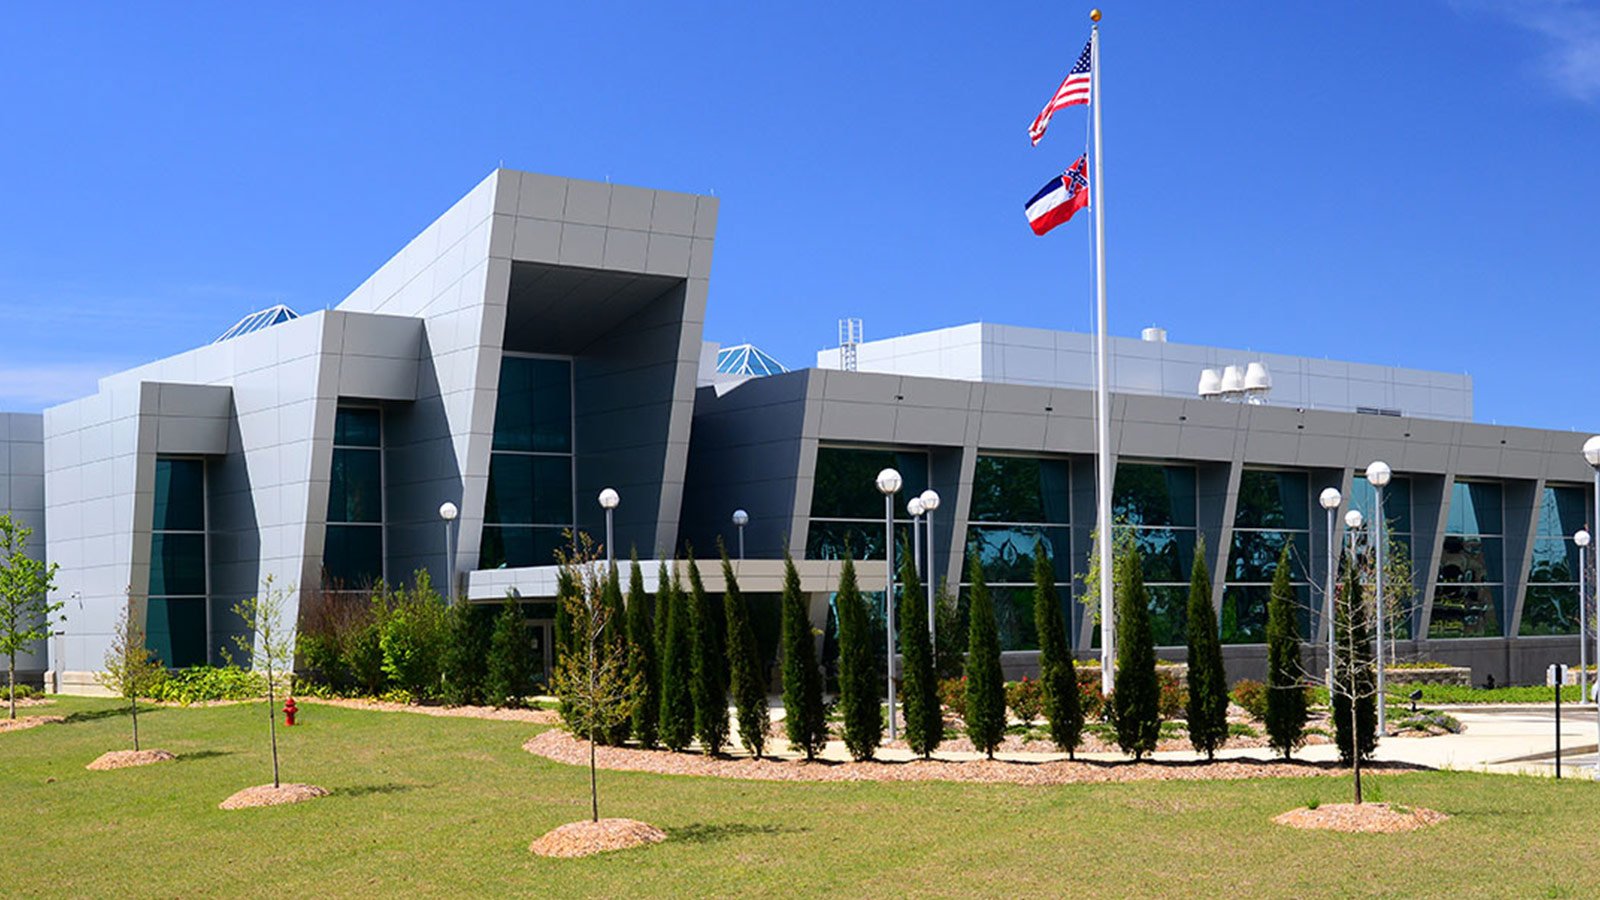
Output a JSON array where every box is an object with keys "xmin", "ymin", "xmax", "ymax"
[{"xmin": 1028, "ymin": 40, "xmax": 1093, "ymax": 146}]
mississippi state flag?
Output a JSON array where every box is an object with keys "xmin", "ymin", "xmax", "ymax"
[{"xmin": 1024, "ymin": 155, "xmax": 1090, "ymax": 236}]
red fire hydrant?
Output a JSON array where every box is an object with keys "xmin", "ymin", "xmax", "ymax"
[{"xmin": 283, "ymin": 696, "xmax": 298, "ymax": 727}]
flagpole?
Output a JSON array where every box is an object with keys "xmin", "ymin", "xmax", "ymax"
[{"xmin": 1089, "ymin": 9, "xmax": 1114, "ymax": 695}]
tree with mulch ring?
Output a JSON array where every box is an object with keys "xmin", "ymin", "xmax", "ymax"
[
  {"xmin": 779, "ymin": 550, "xmax": 828, "ymax": 760},
  {"xmin": 89, "ymin": 599, "xmax": 175, "ymax": 771},
  {"xmin": 0, "ymin": 514, "xmax": 59, "ymax": 721},
  {"xmin": 963, "ymin": 555, "xmax": 1006, "ymax": 759},
  {"xmin": 220, "ymin": 577, "xmax": 327, "ymax": 810},
  {"xmin": 1273, "ymin": 802, "xmax": 1448, "ymax": 833},
  {"xmin": 721, "ymin": 544, "xmax": 767, "ymax": 758},
  {"xmin": 1184, "ymin": 535, "xmax": 1229, "ymax": 760},
  {"xmin": 1033, "ymin": 543, "xmax": 1082, "ymax": 758}
]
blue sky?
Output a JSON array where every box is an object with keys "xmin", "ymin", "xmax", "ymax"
[{"xmin": 2, "ymin": 1, "xmax": 1598, "ymax": 430}]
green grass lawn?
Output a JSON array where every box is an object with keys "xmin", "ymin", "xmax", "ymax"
[{"xmin": 6, "ymin": 696, "xmax": 1600, "ymax": 898}]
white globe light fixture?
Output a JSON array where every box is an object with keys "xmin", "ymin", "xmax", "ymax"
[
  {"xmin": 1345, "ymin": 509, "xmax": 1364, "ymax": 530},
  {"xmin": 1364, "ymin": 460, "xmax": 1393, "ymax": 734},
  {"xmin": 875, "ymin": 467, "xmax": 902, "ymax": 739},
  {"xmin": 920, "ymin": 488, "xmax": 941, "ymax": 646},
  {"xmin": 731, "ymin": 508, "xmax": 749, "ymax": 560},
  {"xmin": 907, "ymin": 497, "xmax": 925, "ymax": 575},
  {"xmin": 438, "ymin": 501, "xmax": 459, "ymax": 606},
  {"xmin": 597, "ymin": 488, "xmax": 620, "ymax": 567},
  {"xmin": 1318, "ymin": 487, "xmax": 1342, "ymax": 690}
]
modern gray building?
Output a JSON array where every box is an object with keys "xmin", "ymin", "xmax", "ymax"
[{"xmin": 11, "ymin": 168, "xmax": 1597, "ymax": 691}]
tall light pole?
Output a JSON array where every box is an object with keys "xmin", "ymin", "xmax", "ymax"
[
  {"xmin": 1576, "ymin": 528, "xmax": 1591, "ymax": 713},
  {"xmin": 876, "ymin": 468, "xmax": 903, "ymax": 740},
  {"xmin": 1344, "ymin": 509, "xmax": 1363, "ymax": 556},
  {"xmin": 598, "ymin": 488, "xmax": 620, "ymax": 569},
  {"xmin": 1582, "ymin": 435, "xmax": 1600, "ymax": 728},
  {"xmin": 921, "ymin": 489, "xmax": 941, "ymax": 645},
  {"xmin": 1320, "ymin": 487, "xmax": 1342, "ymax": 691},
  {"xmin": 1366, "ymin": 460, "xmax": 1393, "ymax": 735},
  {"xmin": 908, "ymin": 497, "xmax": 925, "ymax": 574},
  {"xmin": 731, "ymin": 509, "xmax": 748, "ymax": 561},
  {"xmin": 438, "ymin": 501, "xmax": 459, "ymax": 606}
]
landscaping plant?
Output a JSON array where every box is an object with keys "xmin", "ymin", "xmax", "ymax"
[
  {"xmin": 484, "ymin": 597, "xmax": 536, "ymax": 708},
  {"xmin": 626, "ymin": 554, "xmax": 660, "ymax": 748},
  {"xmin": 378, "ymin": 571, "xmax": 448, "ymax": 700},
  {"xmin": 1265, "ymin": 544, "xmax": 1308, "ymax": 758},
  {"xmin": 0, "ymin": 515, "xmax": 59, "ymax": 719},
  {"xmin": 686, "ymin": 553, "xmax": 728, "ymax": 755},
  {"xmin": 658, "ymin": 566, "xmax": 695, "ymax": 752},
  {"xmin": 834, "ymin": 551, "xmax": 882, "ymax": 761},
  {"xmin": 963, "ymin": 555, "xmax": 1007, "ymax": 759},
  {"xmin": 551, "ymin": 538, "xmax": 642, "ymax": 822},
  {"xmin": 897, "ymin": 545, "xmax": 943, "ymax": 758},
  {"xmin": 599, "ymin": 564, "xmax": 632, "ymax": 745},
  {"xmin": 933, "ymin": 578, "xmax": 965, "ymax": 679},
  {"xmin": 1183, "ymin": 535, "xmax": 1229, "ymax": 759},
  {"xmin": 97, "ymin": 599, "xmax": 165, "ymax": 750},
  {"xmin": 1006, "ymin": 677, "xmax": 1044, "ymax": 725},
  {"xmin": 1111, "ymin": 545, "xmax": 1160, "ymax": 759},
  {"xmin": 1032, "ymin": 543, "xmax": 1083, "ymax": 757},
  {"xmin": 441, "ymin": 599, "xmax": 492, "ymax": 706},
  {"xmin": 232, "ymin": 576, "xmax": 295, "ymax": 789},
  {"xmin": 1332, "ymin": 551, "xmax": 1378, "ymax": 800},
  {"xmin": 721, "ymin": 545, "xmax": 767, "ymax": 757},
  {"xmin": 779, "ymin": 550, "xmax": 828, "ymax": 759}
]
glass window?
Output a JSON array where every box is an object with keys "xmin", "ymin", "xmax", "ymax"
[
  {"xmin": 149, "ymin": 532, "xmax": 207, "ymax": 597},
  {"xmin": 1520, "ymin": 585, "xmax": 1579, "ymax": 637},
  {"xmin": 1430, "ymin": 480, "xmax": 1506, "ymax": 639},
  {"xmin": 1234, "ymin": 469, "xmax": 1310, "ymax": 530},
  {"xmin": 1228, "ymin": 531, "xmax": 1311, "ymax": 584},
  {"xmin": 484, "ymin": 454, "xmax": 573, "ymax": 526},
  {"xmin": 480, "ymin": 525, "xmax": 569, "ymax": 570},
  {"xmin": 969, "ymin": 456, "xmax": 1071, "ymax": 524},
  {"xmin": 1431, "ymin": 584, "xmax": 1503, "ymax": 638},
  {"xmin": 958, "ymin": 455, "xmax": 1074, "ymax": 650},
  {"xmin": 1349, "ymin": 475, "xmax": 1412, "ymax": 534},
  {"xmin": 328, "ymin": 448, "xmax": 382, "ymax": 523},
  {"xmin": 333, "ymin": 407, "xmax": 381, "ymax": 447},
  {"xmin": 809, "ymin": 447, "xmax": 929, "ymax": 522},
  {"xmin": 1113, "ymin": 463, "xmax": 1196, "ymax": 528},
  {"xmin": 152, "ymin": 458, "xmax": 205, "ymax": 532},
  {"xmin": 492, "ymin": 356, "xmax": 572, "ymax": 454},
  {"xmin": 145, "ymin": 597, "xmax": 207, "ymax": 669},
  {"xmin": 1224, "ymin": 468, "xmax": 1312, "ymax": 644},
  {"xmin": 1109, "ymin": 462, "xmax": 1198, "ymax": 646},
  {"xmin": 1446, "ymin": 481, "xmax": 1504, "ymax": 536},
  {"xmin": 964, "ymin": 525, "xmax": 1071, "ymax": 585},
  {"xmin": 324, "ymin": 525, "xmax": 384, "ymax": 588}
]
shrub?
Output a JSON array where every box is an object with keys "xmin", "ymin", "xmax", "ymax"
[
  {"xmin": 658, "ymin": 567, "xmax": 695, "ymax": 752},
  {"xmin": 441, "ymin": 601, "xmax": 492, "ymax": 706},
  {"xmin": 1184, "ymin": 535, "xmax": 1229, "ymax": 759},
  {"xmin": 150, "ymin": 665, "xmax": 264, "ymax": 704},
  {"xmin": 1333, "ymin": 555, "xmax": 1378, "ymax": 766},
  {"xmin": 1231, "ymin": 679, "xmax": 1268, "ymax": 720},
  {"xmin": 1006, "ymin": 677, "xmax": 1044, "ymax": 724},
  {"xmin": 933, "ymin": 579, "xmax": 966, "ymax": 680},
  {"xmin": 484, "ymin": 598, "xmax": 537, "ymax": 708},
  {"xmin": 1157, "ymin": 670, "xmax": 1186, "ymax": 721},
  {"xmin": 779, "ymin": 551, "xmax": 828, "ymax": 760},
  {"xmin": 1033, "ymin": 543, "xmax": 1082, "ymax": 756},
  {"xmin": 379, "ymin": 572, "xmax": 449, "ymax": 699},
  {"xmin": 1265, "ymin": 544, "xmax": 1308, "ymax": 758},
  {"xmin": 626, "ymin": 555, "xmax": 660, "ymax": 749},
  {"xmin": 345, "ymin": 614, "xmax": 387, "ymax": 696},
  {"xmin": 964, "ymin": 556, "xmax": 1007, "ymax": 758},
  {"xmin": 722, "ymin": 547, "xmax": 767, "ymax": 758},
  {"xmin": 1076, "ymin": 668, "xmax": 1105, "ymax": 720},
  {"xmin": 937, "ymin": 676, "xmax": 967, "ymax": 721},
  {"xmin": 6, "ymin": 682, "xmax": 39, "ymax": 701},
  {"xmin": 897, "ymin": 544, "xmax": 943, "ymax": 758},
  {"xmin": 686, "ymin": 555, "xmax": 728, "ymax": 755},
  {"xmin": 835, "ymin": 552, "xmax": 882, "ymax": 761},
  {"xmin": 1111, "ymin": 546, "xmax": 1160, "ymax": 759},
  {"xmin": 599, "ymin": 565, "xmax": 632, "ymax": 745}
]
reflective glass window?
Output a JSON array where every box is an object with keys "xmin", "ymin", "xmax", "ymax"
[
  {"xmin": 958, "ymin": 455, "xmax": 1073, "ymax": 651},
  {"xmin": 492, "ymin": 356, "xmax": 572, "ymax": 453},
  {"xmin": 1431, "ymin": 480, "xmax": 1506, "ymax": 638},
  {"xmin": 333, "ymin": 407, "xmax": 381, "ymax": 447},
  {"xmin": 324, "ymin": 525, "xmax": 384, "ymax": 588},
  {"xmin": 969, "ymin": 457, "xmax": 1071, "ymax": 524},
  {"xmin": 1113, "ymin": 464, "xmax": 1196, "ymax": 528},
  {"xmin": 1431, "ymin": 584, "xmax": 1503, "ymax": 638},
  {"xmin": 153, "ymin": 458, "xmax": 205, "ymax": 532},
  {"xmin": 480, "ymin": 525, "xmax": 569, "ymax": 570},
  {"xmin": 809, "ymin": 447, "xmax": 929, "ymax": 522},
  {"xmin": 148, "ymin": 456, "xmax": 207, "ymax": 667},
  {"xmin": 328, "ymin": 448, "xmax": 382, "ymax": 523}
]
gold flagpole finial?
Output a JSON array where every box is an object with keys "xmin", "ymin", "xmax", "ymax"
[{"xmin": 1089, "ymin": 8, "xmax": 1101, "ymax": 22}]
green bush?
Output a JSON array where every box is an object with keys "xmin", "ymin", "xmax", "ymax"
[
  {"xmin": 346, "ymin": 615, "xmax": 387, "ymax": 696},
  {"xmin": 963, "ymin": 555, "xmax": 1007, "ymax": 759},
  {"xmin": 937, "ymin": 676, "xmax": 967, "ymax": 721},
  {"xmin": 1077, "ymin": 668, "xmax": 1106, "ymax": 720},
  {"xmin": 484, "ymin": 598, "xmax": 537, "ymax": 708},
  {"xmin": 1184, "ymin": 535, "xmax": 1229, "ymax": 760},
  {"xmin": 1033, "ymin": 543, "xmax": 1082, "ymax": 757},
  {"xmin": 440, "ymin": 601, "xmax": 493, "ymax": 706},
  {"xmin": 1231, "ymin": 679, "xmax": 1268, "ymax": 720},
  {"xmin": 835, "ymin": 553, "xmax": 882, "ymax": 761},
  {"xmin": 779, "ymin": 551, "xmax": 828, "ymax": 760},
  {"xmin": 1005, "ymin": 677, "xmax": 1044, "ymax": 724},
  {"xmin": 379, "ymin": 572, "xmax": 449, "ymax": 699},
  {"xmin": 897, "ymin": 544, "xmax": 943, "ymax": 759},
  {"xmin": 150, "ymin": 665, "xmax": 264, "ymax": 704},
  {"xmin": 1111, "ymin": 546, "xmax": 1160, "ymax": 759},
  {"xmin": 6, "ymin": 682, "xmax": 39, "ymax": 701},
  {"xmin": 658, "ymin": 567, "xmax": 695, "ymax": 752},
  {"xmin": 1264, "ymin": 544, "xmax": 1308, "ymax": 758},
  {"xmin": 1157, "ymin": 670, "xmax": 1186, "ymax": 721}
]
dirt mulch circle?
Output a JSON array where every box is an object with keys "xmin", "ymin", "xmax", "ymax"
[
  {"xmin": 6, "ymin": 697, "xmax": 53, "ymax": 709},
  {"xmin": 525, "ymin": 728, "xmax": 1415, "ymax": 786},
  {"xmin": 529, "ymin": 818, "xmax": 667, "ymax": 858},
  {"xmin": 301, "ymin": 697, "xmax": 560, "ymax": 724},
  {"xmin": 219, "ymin": 783, "xmax": 330, "ymax": 810},
  {"xmin": 1274, "ymin": 802, "xmax": 1449, "ymax": 833},
  {"xmin": 0, "ymin": 715, "xmax": 65, "ymax": 733},
  {"xmin": 86, "ymin": 749, "xmax": 177, "ymax": 770}
]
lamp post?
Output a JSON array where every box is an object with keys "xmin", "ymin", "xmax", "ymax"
[
  {"xmin": 876, "ymin": 468, "xmax": 903, "ymax": 740},
  {"xmin": 1576, "ymin": 528, "xmax": 1591, "ymax": 712},
  {"xmin": 438, "ymin": 501, "xmax": 459, "ymax": 605},
  {"xmin": 908, "ymin": 497, "xmax": 925, "ymax": 574},
  {"xmin": 598, "ymin": 488, "xmax": 620, "ymax": 569},
  {"xmin": 921, "ymin": 489, "xmax": 941, "ymax": 646},
  {"xmin": 1320, "ymin": 487, "xmax": 1342, "ymax": 691},
  {"xmin": 731, "ymin": 509, "xmax": 748, "ymax": 561},
  {"xmin": 1366, "ymin": 460, "xmax": 1393, "ymax": 735},
  {"xmin": 1344, "ymin": 508, "xmax": 1363, "ymax": 554}
]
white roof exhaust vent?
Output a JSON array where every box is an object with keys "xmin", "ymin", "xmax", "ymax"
[
  {"xmin": 1198, "ymin": 368, "xmax": 1223, "ymax": 398},
  {"xmin": 1141, "ymin": 326, "xmax": 1167, "ymax": 343}
]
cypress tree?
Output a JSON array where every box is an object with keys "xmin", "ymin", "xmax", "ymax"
[
  {"xmin": 658, "ymin": 567, "xmax": 695, "ymax": 752},
  {"xmin": 1184, "ymin": 534, "xmax": 1229, "ymax": 760},
  {"xmin": 441, "ymin": 600, "xmax": 492, "ymax": 706},
  {"xmin": 598, "ymin": 563, "xmax": 632, "ymax": 745},
  {"xmin": 1033, "ymin": 543, "xmax": 1083, "ymax": 758},
  {"xmin": 1333, "ymin": 552, "xmax": 1377, "ymax": 767},
  {"xmin": 780, "ymin": 550, "xmax": 828, "ymax": 759},
  {"xmin": 554, "ymin": 567, "xmax": 577, "ymax": 664},
  {"xmin": 687, "ymin": 554, "xmax": 729, "ymax": 755},
  {"xmin": 933, "ymin": 578, "xmax": 965, "ymax": 679},
  {"xmin": 653, "ymin": 561, "xmax": 671, "ymax": 664},
  {"xmin": 1112, "ymin": 544, "xmax": 1160, "ymax": 759},
  {"xmin": 898, "ymin": 545, "xmax": 943, "ymax": 757},
  {"xmin": 835, "ymin": 551, "xmax": 881, "ymax": 761},
  {"xmin": 627, "ymin": 554, "xmax": 660, "ymax": 748},
  {"xmin": 1265, "ymin": 543, "xmax": 1308, "ymax": 758},
  {"xmin": 963, "ymin": 554, "xmax": 1007, "ymax": 759},
  {"xmin": 485, "ymin": 598, "xmax": 535, "ymax": 708},
  {"xmin": 721, "ymin": 546, "xmax": 768, "ymax": 757}
]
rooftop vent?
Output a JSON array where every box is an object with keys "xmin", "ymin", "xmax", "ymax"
[
  {"xmin": 214, "ymin": 304, "xmax": 299, "ymax": 343},
  {"xmin": 1141, "ymin": 326, "xmax": 1167, "ymax": 343}
]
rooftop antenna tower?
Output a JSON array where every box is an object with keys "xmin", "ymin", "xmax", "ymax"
[{"xmin": 839, "ymin": 317, "xmax": 863, "ymax": 372}]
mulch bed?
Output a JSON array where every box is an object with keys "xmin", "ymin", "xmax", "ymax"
[
  {"xmin": 524, "ymin": 729, "xmax": 1418, "ymax": 786},
  {"xmin": 529, "ymin": 818, "xmax": 667, "ymax": 858},
  {"xmin": 301, "ymin": 697, "xmax": 561, "ymax": 724},
  {"xmin": 87, "ymin": 749, "xmax": 177, "ymax": 770},
  {"xmin": 219, "ymin": 783, "xmax": 330, "ymax": 810},
  {"xmin": 0, "ymin": 715, "xmax": 65, "ymax": 733},
  {"xmin": 1274, "ymin": 802, "xmax": 1449, "ymax": 832}
]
